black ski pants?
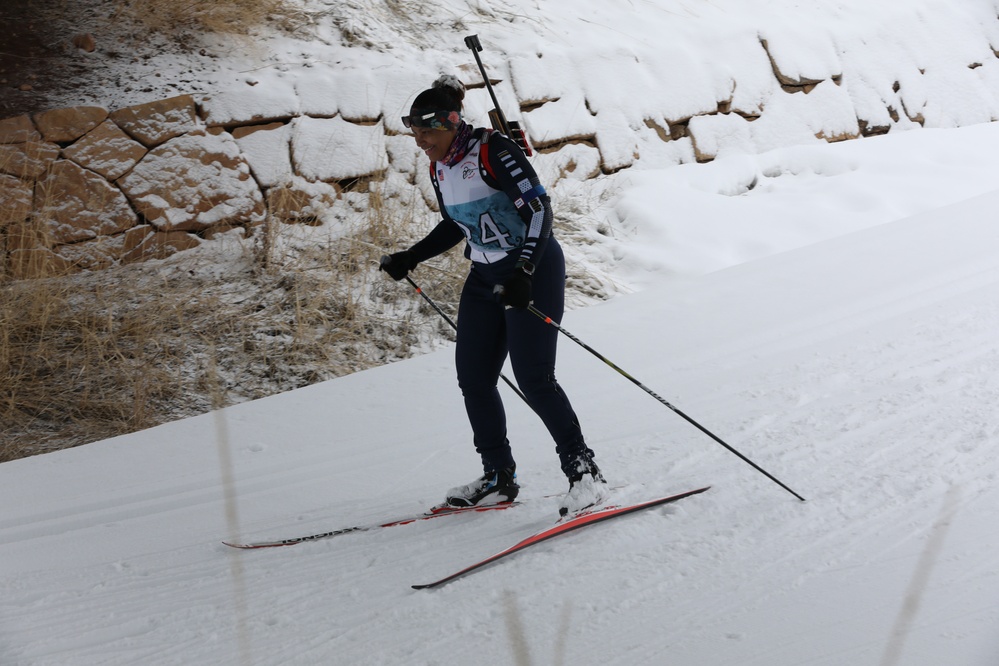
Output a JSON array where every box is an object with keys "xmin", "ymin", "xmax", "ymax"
[{"xmin": 454, "ymin": 237, "xmax": 594, "ymax": 478}]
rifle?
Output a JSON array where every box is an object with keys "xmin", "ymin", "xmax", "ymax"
[{"xmin": 464, "ymin": 34, "xmax": 533, "ymax": 156}]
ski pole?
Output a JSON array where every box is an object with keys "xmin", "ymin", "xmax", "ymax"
[
  {"xmin": 403, "ymin": 275, "xmax": 531, "ymax": 406},
  {"xmin": 527, "ymin": 305, "xmax": 807, "ymax": 502}
]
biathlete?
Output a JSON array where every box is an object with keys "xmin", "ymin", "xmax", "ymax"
[{"xmin": 380, "ymin": 75, "xmax": 607, "ymax": 516}]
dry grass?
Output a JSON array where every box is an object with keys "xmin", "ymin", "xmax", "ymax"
[
  {"xmin": 2, "ymin": 270, "xmax": 202, "ymax": 459},
  {"xmin": 112, "ymin": 0, "xmax": 293, "ymax": 35},
  {"xmin": 0, "ymin": 179, "xmax": 467, "ymax": 462}
]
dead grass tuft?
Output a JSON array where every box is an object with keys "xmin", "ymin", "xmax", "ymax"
[{"xmin": 112, "ymin": 0, "xmax": 292, "ymax": 35}]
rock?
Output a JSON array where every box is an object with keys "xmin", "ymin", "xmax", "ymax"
[
  {"xmin": 121, "ymin": 224, "xmax": 155, "ymax": 257},
  {"xmin": 202, "ymin": 224, "xmax": 247, "ymax": 240},
  {"xmin": 62, "ymin": 119, "xmax": 148, "ymax": 180},
  {"xmin": 858, "ymin": 118, "xmax": 891, "ymax": 137},
  {"xmin": 291, "ymin": 116, "xmax": 387, "ymax": 182},
  {"xmin": 200, "ymin": 78, "xmax": 300, "ymax": 127},
  {"xmin": 594, "ymin": 110, "xmax": 639, "ymax": 173},
  {"xmin": 33, "ymin": 106, "xmax": 108, "ymax": 143},
  {"xmin": 5, "ymin": 220, "xmax": 43, "ymax": 252},
  {"xmin": 0, "ymin": 140, "xmax": 61, "ymax": 179},
  {"xmin": 6, "ymin": 220, "xmax": 74, "ymax": 277},
  {"xmin": 521, "ymin": 92, "xmax": 598, "ymax": 151},
  {"xmin": 233, "ymin": 122, "xmax": 293, "ymax": 188},
  {"xmin": 231, "ymin": 122, "xmax": 285, "ymax": 140},
  {"xmin": 109, "ymin": 95, "xmax": 200, "ymax": 148},
  {"xmin": 55, "ymin": 236, "xmax": 124, "ymax": 271},
  {"xmin": 0, "ymin": 173, "xmax": 34, "ymax": 227},
  {"xmin": 0, "ymin": 115, "xmax": 41, "ymax": 143},
  {"xmin": 760, "ymin": 38, "xmax": 830, "ymax": 89},
  {"xmin": 72, "ymin": 33, "xmax": 97, "ymax": 52},
  {"xmin": 687, "ymin": 113, "xmax": 754, "ymax": 162},
  {"xmin": 56, "ymin": 225, "xmax": 156, "ymax": 270},
  {"xmin": 122, "ymin": 229, "xmax": 202, "ymax": 263},
  {"xmin": 118, "ymin": 131, "xmax": 265, "ymax": 232},
  {"xmin": 33, "ymin": 159, "xmax": 138, "ymax": 244}
]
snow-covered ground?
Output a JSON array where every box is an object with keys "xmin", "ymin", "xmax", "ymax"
[
  {"xmin": 2, "ymin": 123, "xmax": 998, "ymax": 665},
  {"xmin": 3, "ymin": 1, "xmax": 999, "ymax": 664}
]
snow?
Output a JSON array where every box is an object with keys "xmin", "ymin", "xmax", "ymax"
[
  {"xmin": 234, "ymin": 123, "xmax": 294, "ymax": 189},
  {"xmin": 201, "ymin": 78, "xmax": 301, "ymax": 127},
  {"xmin": 4, "ymin": 0, "xmax": 999, "ymax": 664},
  {"xmin": 607, "ymin": 121, "xmax": 999, "ymax": 287},
  {"xmin": 291, "ymin": 116, "xmax": 388, "ymax": 181},
  {"xmin": 4, "ymin": 172, "xmax": 999, "ymax": 664},
  {"xmin": 118, "ymin": 131, "xmax": 264, "ymax": 230}
]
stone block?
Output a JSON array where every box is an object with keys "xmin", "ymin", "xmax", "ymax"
[
  {"xmin": 55, "ymin": 237, "xmax": 121, "ymax": 271},
  {"xmin": 0, "ymin": 141, "xmax": 61, "ymax": 179},
  {"xmin": 5, "ymin": 219, "xmax": 49, "ymax": 251},
  {"xmin": 0, "ymin": 174, "xmax": 33, "ymax": 228},
  {"xmin": 34, "ymin": 159, "xmax": 138, "ymax": 244},
  {"xmin": 266, "ymin": 178, "xmax": 339, "ymax": 223},
  {"xmin": 122, "ymin": 230, "xmax": 201, "ymax": 263},
  {"xmin": 200, "ymin": 79, "xmax": 300, "ymax": 127},
  {"xmin": 110, "ymin": 95, "xmax": 200, "ymax": 148},
  {"xmin": 231, "ymin": 122, "xmax": 285, "ymax": 140},
  {"xmin": 291, "ymin": 116, "xmax": 387, "ymax": 182},
  {"xmin": 234, "ymin": 122, "xmax": 293, "ymax": 188},
  {"xmin": 33, "ymin": 106, "xmax": 108, "ymax": 143},
  {"xmin": 118, "ymin": 131, "xmax": 265, "ymax": 232},
  {"xmin": 62, "ymin": 120, "xmax": 148, "ymax": 180},
  {"xmin": 0, "ymin": 115, "xmax": 41, "ymax": 144},
  {"xmin": 53, "ymin": 224, "xmax": 151, "ymax": 271}
]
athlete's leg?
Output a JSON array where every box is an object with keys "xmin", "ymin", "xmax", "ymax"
[
  {"xmin": 506, "ymin": 238, "xmax": 595, "ymax": 475},
  {"xmin": 455, "ymin": 267, "xmax": 515, "ymax": 472}
]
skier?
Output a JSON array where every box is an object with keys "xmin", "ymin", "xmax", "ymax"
[{"xmin": 380, "ymin": 75, "xmax": 608, "ymax": 516}]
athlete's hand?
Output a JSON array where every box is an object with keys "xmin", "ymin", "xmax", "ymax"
[
  {"xmin": 379, "ymin": 251, "xmax": 416, "ymax": 281},
  {"xmin": 495, "ymin": 268, "xmax": 533, "ymax": 309}
]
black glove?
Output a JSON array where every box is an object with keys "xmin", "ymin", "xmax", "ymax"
[
  {"xmin": 379, "ymin": 251, "xmax": 416, "ymax": 281},
  {"xmin": 495, "ymin": 265, "xmax": 533, "ymax": 309}
]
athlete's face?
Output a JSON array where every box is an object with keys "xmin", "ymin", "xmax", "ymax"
[{"xmin": 412, "ymin": 126, "xmax": 457, "ymax": 162}]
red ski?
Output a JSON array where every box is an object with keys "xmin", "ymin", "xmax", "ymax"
[
  {"xmin": 223, "ymin": 501, "xmax": 517, "ymax": 550},
  {"xmin": 412, "ymin": 486, "xmax": 710, "ymax": 589}
]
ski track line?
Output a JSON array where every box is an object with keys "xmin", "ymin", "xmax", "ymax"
[
  {"xmin": 1, "ymin": 500, "xmax": 558, "ymax": 666},
  {"xmin": 0, "ymin": 458, "xmax": 438, "ymax": 548},
  {"xmin": 566, "ymin": 351, "xmax": 999, "ymax": 659}
]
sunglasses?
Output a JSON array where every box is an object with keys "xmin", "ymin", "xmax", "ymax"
[{"xmin": 402, "ymin": 109, "xmax": 462, "ymax": 130}]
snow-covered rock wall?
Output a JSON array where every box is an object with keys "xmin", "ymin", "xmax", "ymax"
[{"xmin": 2, "ymin": 0, "xmax": 998, "ymax": 278}]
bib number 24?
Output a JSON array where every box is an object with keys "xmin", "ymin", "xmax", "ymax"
[{"xmin": 477, "ymin": 213, "xmax": 514, "ymax": 249}]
